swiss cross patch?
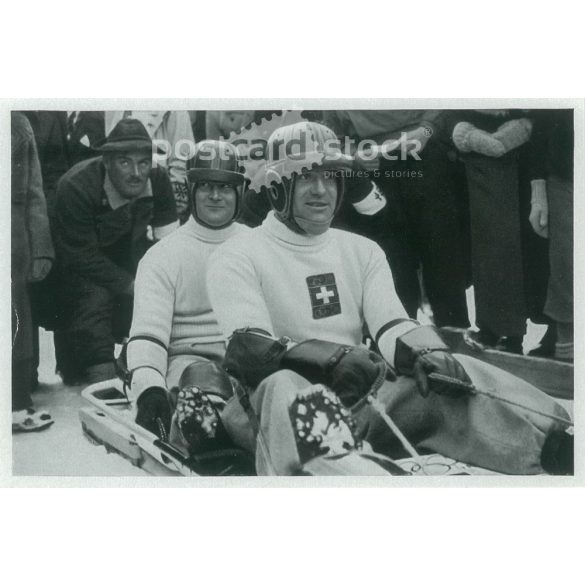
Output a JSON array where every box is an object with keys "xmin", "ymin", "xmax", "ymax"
[{"xmin": 306, "ymin": 273, "xmax": 341, "ymax": 319}]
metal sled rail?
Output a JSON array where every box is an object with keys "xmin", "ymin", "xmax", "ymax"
[{"xmin": 80, "ymin": 380, "xmax": 198, "ymax": 476}]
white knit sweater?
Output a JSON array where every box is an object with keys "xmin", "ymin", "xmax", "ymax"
[
  {"xmin": 207, "ymin": 212, "xmax": 414, "ymax": 366},
  {"xmin": 127, "ymin": 216, "xmax": 248, "ymax": 399}
]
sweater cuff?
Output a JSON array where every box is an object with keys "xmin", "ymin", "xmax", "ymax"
[
  {"xmin": 376, "ymin": 320, "xmax": 419, "ymax": 367},
  {"xmin": 531, "ymin": 179, "xmax": 547, "ymax": 204},
  {"xmin": 31, "ymin": 242, "xmax": 55, "ymax": 261},
  {"xmin": 127, "ymin": 336, "xmax": 168, "ymax": 385}
]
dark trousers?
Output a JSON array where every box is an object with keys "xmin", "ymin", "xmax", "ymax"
[
  {"xmin": 376, "ymin": 142, "xmax": 470, "ymax": 327},
  {"xmin": 545, "ymin": 176, "xmax": 573, "ymax": 323},
  {"xmin": 464, "ymin": 152, "xmax": 549, "ymax": 337},
  {"xmin": 13, "ymin": 358, "xmax": 35, "ymax": 411},
  {"xmin": 58, "ymin": 278, "xmax": 133, "ymax": 377},
  {"xmin": 12, "ymin": 280, "xmax": 34, "ymax": 411}
]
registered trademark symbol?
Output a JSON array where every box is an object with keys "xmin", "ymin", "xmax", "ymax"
[{"xmin": 423, "ymin": 126, "xmax": 433, "ymax": 137}]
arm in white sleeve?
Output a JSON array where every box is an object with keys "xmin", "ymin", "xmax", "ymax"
[
  {"xmin": 207, "ymin": 244, "xmax": 275, "ymax": 338},
  {"xmin": 362, "ymin": 244, "xmax": 418, "ymax": 367},
  {"xmin": 126, "ymin": 251, "xmax": 176, "ymax": 402}
]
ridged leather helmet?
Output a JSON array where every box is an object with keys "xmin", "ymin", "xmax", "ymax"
[
  {"xmin": 264, "ymin": 121, "xmax": 352, "ymax": 233},
  {"xmin": 187, "ymin": 140, "xmax": 246, "ymax": 228}
]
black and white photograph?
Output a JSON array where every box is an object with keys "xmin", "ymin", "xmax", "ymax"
[
  {"xmin": 2, "ymin": 4, "xmax": 584, "ymax": 584},
  {"xmin": 3, "ymin": 104, "xmax": 579, "ymax": 480}
]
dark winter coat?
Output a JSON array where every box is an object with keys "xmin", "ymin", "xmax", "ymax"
[
  {"xmin": 11, "ymin": 112, "xmax": 55, "ymax": 361},
  {"xmin": 53, "ymin": 157, "xmax": 178, "ymax": 297},
  {"xmin": 527, "ymin": 109, "xmax": 574, "ymax": 183},
  {"xmin": 11, "ymin": 112, "xmax": 55, "ymax": 282},
  {"xmin": 24, "ymin": 111, "xmax": 71, "ymax": 212}
]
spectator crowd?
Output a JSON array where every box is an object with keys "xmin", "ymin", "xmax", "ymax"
[{"xmin": 11, "ymin": 108, "xmax": 574, "ymax": 437}]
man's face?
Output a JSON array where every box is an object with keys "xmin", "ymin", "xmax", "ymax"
[
  {"xmin": 194, "ymin": 181, "xmax": 237, "ymax": 227},
  {"xmin": 104, "ymin": 151, "xmax": 152, "ymax": 199},
  {"xmin": 292, "ymin": 169, "xmax": 338, "ymax": 234},
  {"xmin": 219, "ymin": 111, "xmax": 254, "ymax": 136}
]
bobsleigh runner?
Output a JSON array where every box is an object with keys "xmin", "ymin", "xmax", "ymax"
[
  {"xmin": 80, "ymin": 381, "xmax": 255, "ymax": 476},
  {"xmin": 79, "ymin": 328, "xmax": 574, "ymax": 477}
]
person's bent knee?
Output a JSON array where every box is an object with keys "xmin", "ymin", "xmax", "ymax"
[
  {"xmin": 260, "ymin": 369, "xmax": 311, "ymax": 390},
  {"xmin": 179, "ymin": 358, "xmax": 234, "ymax": 403}
]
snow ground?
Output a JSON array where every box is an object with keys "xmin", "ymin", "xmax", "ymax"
[
  {"xmin": 12, "ymin": 330, "xmax": 147, "ymax": 476},
  {"xmin": 11, "ymin": 288, "xmax": 567, "ymax": 477}
]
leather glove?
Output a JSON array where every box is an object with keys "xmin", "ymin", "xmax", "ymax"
[
  {"xmin": 529, "ymin": 179, "xmax": 549, "ymax": 238},
  {"xmin": 330, "ymin": 347, "xmax": 386, "ymax": 408},
  {"xmin": 223, "ymin": 328, "xmax": 289, "ymax": 389},
  {"xmin": 413, "ymin": 350, "xmax": 472, "ymax": 398},
  {"xmin": 281, "ymin": 340, "xmax": 388, "ymax": 409},
  {"xmin": 395, "ymin": 325, "xmax": 471, "ymax": 398},
  {"xmin": 135, "ymin": 386, "xmax": 172, "ymax": 439},
  {"xmin": 29, "ymin": 257, "xmax": 53, "ymax": 282}
]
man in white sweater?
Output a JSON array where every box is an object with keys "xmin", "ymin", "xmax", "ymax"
[
  {"xmin": 126, "ymin": 140, "xmax": 249, "ymax": 449},
  {"xmin": 207, "ymin": 121, "xmax": 572, "ymax": 476}
]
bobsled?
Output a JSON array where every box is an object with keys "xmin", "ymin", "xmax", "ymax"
[
  {"xmin": 80, "ymin": 378, "xmax": 503, "ymax": 477},
  {"xmin": 79, "ymin": 328, "xmax": 573, "ymax": 477},
  {"xmin": 79, "ymin": 380, "xmax": 255, "ymax": 476}
]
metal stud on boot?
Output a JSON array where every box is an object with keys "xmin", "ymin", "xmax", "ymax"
[
  {"xmin": 175, "ymin": 386, "xmax": 233, "ymax": 455},
  {"xmin": 172, "ymin": 385, "xmax": 255, "ymax": 475}
]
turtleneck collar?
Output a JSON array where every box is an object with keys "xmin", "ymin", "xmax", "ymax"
[
  {"xmin": 262, "ymin": 211, "xmax": 331, "ymax": 247},
  {"xmin": 185, "ymin": 215, "xmax": 240, "ymax": 243}
]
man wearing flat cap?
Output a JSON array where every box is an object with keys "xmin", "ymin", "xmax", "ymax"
[{"xmin": 53, "ymin": 118, "xmax": 179, "ymax": 385}]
